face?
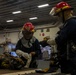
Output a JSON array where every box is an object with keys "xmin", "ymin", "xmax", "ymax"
[
  {"xmin": 58, "ymin": 9, "xmax": 73, "ymax": 18},
  {"xmin": 22, "ymin": 30, "xmax": 34, "ymax": 40},
  {"xmin": 64, "ymin": 10, "xmax": 73, "ymax": 17}
]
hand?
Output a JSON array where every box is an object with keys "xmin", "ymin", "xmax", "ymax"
[{"xmin": 30, "ymin": 52, "xmax": 36, "ymax": 56}]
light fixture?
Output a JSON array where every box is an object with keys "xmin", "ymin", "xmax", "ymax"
[
  {"xmin": 6, "ymin": 20, "xmax": 13, "ymax": 22},
  {"xmin": 12, "ymin": 11, "xmax": 21, "ymax": 14},
  {"xmin": 29, "ymin": 17, "xmax": 38, "ymax": 20},
  {"xmin": 38, "ymin": 4, "xmax": 49, "ymax": 8}
]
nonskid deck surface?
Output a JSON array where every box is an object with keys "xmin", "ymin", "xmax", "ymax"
[
  {"xmin": 0, "ymin": 69, "xmax": 36, "ymax": 75},
  {"xmin": 0, "ymin": 69, "xmax": 69, "ymax": 75}
]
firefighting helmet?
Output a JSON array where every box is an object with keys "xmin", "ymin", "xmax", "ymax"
[
  {"xmin": 50, "ymin": 1, "xmax": 73, "ymax": 16},
  {"xmin": 22, "ymin": 22, "xmax": 35, "ymax": 32}
]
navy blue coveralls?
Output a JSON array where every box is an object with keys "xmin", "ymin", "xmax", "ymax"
[
  {"xmin": 55, "ymin": 17, "xmax": 76, "ymax": 75},
  {"xmin": 15, "ymin": 38, "xmax": 41, "ymax": 68}
]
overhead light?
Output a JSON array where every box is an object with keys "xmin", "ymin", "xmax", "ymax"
[
  {"xmin": 38, "ymin": 4, "xmax": 49, "ymax": 8},
  {"xmin": 29, "ymin": 17, "xmax": 38, "ymax": 20},
  {"xmin": 6, "ymin": 20, "xmax": 13, "ymax": 22},
  {"xmin": 12, "ymin": 11, "xmax": 21, "ymax": 14}
]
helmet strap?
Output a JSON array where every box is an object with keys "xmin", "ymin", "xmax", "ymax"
[{"xmin": 61, "ymin": 9, "xmax": 65, "ymax": 23}]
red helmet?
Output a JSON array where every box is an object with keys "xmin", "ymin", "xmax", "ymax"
[
  {"xmin": 22, "ymin": 22, "xmax": 35, "ymax": 32},
  {"xmin": 54, "ymin": 1, "xmax": 73, "ymax": 15}
]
